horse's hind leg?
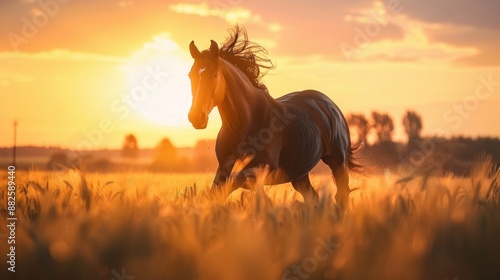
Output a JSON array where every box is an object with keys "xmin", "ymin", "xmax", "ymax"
[
  {"xmin": 292, "ymin": 173, "xmax": 319, "ymax": 203},
  {"xmin": 333, "ymin": 165, "xmax": 350, "ymax": 210},
  {"xmin": 322, "ymin": 156, "xmax": 350, "ymax": 210}
]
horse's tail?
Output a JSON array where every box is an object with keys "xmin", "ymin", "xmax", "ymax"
[{"xmin": 348, "ymin": 141, "xmax": 364, "ymax": 174}]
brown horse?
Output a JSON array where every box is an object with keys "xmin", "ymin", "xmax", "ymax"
[{"xmin": 187, "ymin": 26, "xmax": 360, "ymax": 208}]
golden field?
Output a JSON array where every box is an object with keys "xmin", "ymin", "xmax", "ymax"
[{"xmin": 1, "ymin": 162, "xmax": 499, "ymax": 280}]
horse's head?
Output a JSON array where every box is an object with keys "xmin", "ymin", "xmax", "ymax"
[{"xmin": 187, "ymin": 40, "xmax": 226, "ymax": 129}]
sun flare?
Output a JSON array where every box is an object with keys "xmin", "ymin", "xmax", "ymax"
[{"xmin": 126, "ymin": 35, "xmax": 193, "ymax": 127}]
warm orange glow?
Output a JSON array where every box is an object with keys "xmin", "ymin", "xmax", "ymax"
[
  {"xmin": 0, "ymin": 1, "xmax": 498, "ymax": 149},
  {"xmin": 125, "ymin": 37, "xmax": 192, "ymax": 127}
]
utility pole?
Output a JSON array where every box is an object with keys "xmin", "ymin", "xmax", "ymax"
[{"xmin": 13, "ymin": 120, "xmax": 17, "ymax": 166}]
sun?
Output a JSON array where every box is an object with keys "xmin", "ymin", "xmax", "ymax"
[{"xmin": 126, "ymin": 34, "xmax": 193, "ymax": 127}]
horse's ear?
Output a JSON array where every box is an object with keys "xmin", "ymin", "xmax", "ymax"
[
  {"xmin": 189, "ymin": 41, "xmax": 201, "ymax": 59},
  {"xmin": 209, "ymin": 40, "xmax": 219, "ymax": 58}
]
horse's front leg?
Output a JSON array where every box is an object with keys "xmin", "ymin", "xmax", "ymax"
[
  {"xmin": 209, "ymin": 166, "xmax": 233, "ymax": 200},
  {"xmin": 212, "ymin": 166, "xmax": 229, "ymax": 187},
  {"xmin": 232, "ymin": 168, "xmax": 258, "ymax": 190},
  {"xmin": 209, "ymin": 161, "xmax": 270, "ymax": 200}
]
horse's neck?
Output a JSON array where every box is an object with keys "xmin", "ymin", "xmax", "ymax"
[{"xmin": 218, "ymin": 61, "xmax": 275, "ymax": 139}]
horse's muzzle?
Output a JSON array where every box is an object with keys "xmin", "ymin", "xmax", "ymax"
[{"xmin": 188, "ymin": 111, "xmax": 208, "ymax": 129}]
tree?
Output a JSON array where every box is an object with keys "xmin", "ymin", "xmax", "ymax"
[
  {"xmin": 122, "ymin": 134, "xmax": 138, "ymax": 159},
  {"xmin": 402, "ymin": 111, "xmax": 423, "ymax": 144},
  {"xmin": 47, "ymin": 151, "xmax": 73, "ymax": 170},
  {"xmin": 152, "ymin": 138, "xmax": 177, "ymax": 170},
  {"xmin": 194, "ymin": 139, "xmax": 216, "ymax": 157},
  {"xmin": 371, "ymin": 112, "xmax": 394, "ymax": 143},
  {"xmin": 193, "ymin": 139, "xmax": 218, "ymax": 171},
  {"xmin": 346, "ymin": 113, "xmax": 370, "ymax": 145}
]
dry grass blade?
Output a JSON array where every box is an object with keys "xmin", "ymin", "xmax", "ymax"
[
  {"xmin": 486, "ymin": 168, "xmax": 500, "ymax": 200},
  {"xmin": 111, "ymin": 190, "xmax": 125, "ymax": 201},
  {"xmin": 51, "ymin": 189, "xmax": 60, "ymax": 199},
  {"xmin": 63, "ymin": 180, "xmax": 73, "ymax": 190},
  {"xmin": 79, "ymin": 174, "xmax": 92, "ymax": 211},
  {"xmin": 27, "ymin": 180, "xmax": 46, "ymax": 194}
]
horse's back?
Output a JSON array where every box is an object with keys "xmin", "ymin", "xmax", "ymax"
[{"xmin": 276, "ymin": 89, "xmax": 348, "ymax": 140}]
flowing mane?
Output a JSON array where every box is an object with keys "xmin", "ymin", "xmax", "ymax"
[{"xmin": 218, "ymin": 26, "xmax": 275, "ymax": 92}]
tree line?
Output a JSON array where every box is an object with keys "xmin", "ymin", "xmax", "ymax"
[
  {"xmin": 347, "ymin": 110, "xmax": 499, "ymax": 174},
  {"xmin": 47, "ymin": 110, "xmax": 499, "ymax": 174},
  {"xmin": 347, "ymin": 110, "xmax": 423, "ymax": 145}
]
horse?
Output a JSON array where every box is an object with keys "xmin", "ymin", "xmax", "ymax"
[{"xmin": 187, "ymin": 26, "xmax": 361, "ymax": 209}]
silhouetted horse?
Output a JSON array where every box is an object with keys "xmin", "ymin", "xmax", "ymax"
[{"xmin": 187, "ymin": 26, "xmax": 361, "ymax": 209}]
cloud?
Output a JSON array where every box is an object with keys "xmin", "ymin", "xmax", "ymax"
[
  {"xmin": 0, "ymin": 71, "xmax": 34, "ymax": 85},
  {"xmin": 119, "ymin": 1, "xmax": 134, "ymax": 8},
  {"xmin": 128, "ymin": 33, "xmax": 185, "ymax": 59},
  {"xmin": 0, "ymin": 50, "xmax": 126, "ymax": 63},
  {"xmin": 401, "ymin": 0, "xmax": 500, "ymax": 30},
  {"xmin": 228, "ymin": 0, "xmax": 499, "ymax": 66},
  {"xmin": 423, "ymin": 24, "xmax": 500, "ymax": 66},
  {"xmin": 346, "ymin": 16, "xmax": 478, "ymax": 64},
  {"xmin": 254, "ymin": 0, "xmax": 407, "ymax": 60},
  {"xmin": 169, "ymin": 2, "xmax": 281, "ymax": 33},
  {"xmin": 170, "ymin": 3, "xmax": 251, "ymax": 23},
  {"xmin": 0, "ymin": 50, "xmax": 126, "ymax": 86},
  {"xmin": 251, "ymin": 38, "xmax": 278, "ymax": 50},
  {"xmin": 391, "ymin": 0, "xmax": 500, "ymax": 66},
  {"xmin": 124, "ymin": 33, "xmax": 192, "ymax": 74},
  {"xmin": 1, "ymin": 0, "xmax": 498, "ymax": 66}
]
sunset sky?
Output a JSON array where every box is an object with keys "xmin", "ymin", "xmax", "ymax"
[{"xmin": 1, "ymin": 0, "xmax": 499, "ymax": 149}]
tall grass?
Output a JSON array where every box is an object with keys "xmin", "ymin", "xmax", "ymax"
[{"xmin": 1, "ymin": 163, "xmax": 499, "ymax": 280}]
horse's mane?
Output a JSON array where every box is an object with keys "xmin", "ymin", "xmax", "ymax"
[{"xmin": 219, "ymin": 26, "xmax": 275, "ymax": 92}]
